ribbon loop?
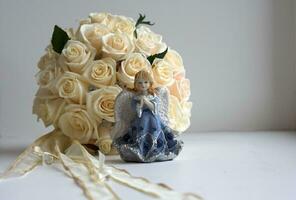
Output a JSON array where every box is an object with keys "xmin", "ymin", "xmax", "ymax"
[{"xmin": 33, "ymin": 146, "xmax": 57, "ymax": 165}]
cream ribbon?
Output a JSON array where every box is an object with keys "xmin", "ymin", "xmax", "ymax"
[{"xmin": 0, "ymin": 130, "xmax": 202, "ymax": 200}]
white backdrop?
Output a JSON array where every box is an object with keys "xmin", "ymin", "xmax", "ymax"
[{"xmin": 0, "ymin": 0, "xmax": 296, "ymax": 139}]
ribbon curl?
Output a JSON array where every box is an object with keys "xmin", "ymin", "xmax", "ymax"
[{"xmin": 1, "ymin": 130, "xmax": 202, "ymax": 200}]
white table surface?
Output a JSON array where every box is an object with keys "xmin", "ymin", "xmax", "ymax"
[{"xmin": 1, "ymin": 131, "xmax": 296, "ymax": 200}]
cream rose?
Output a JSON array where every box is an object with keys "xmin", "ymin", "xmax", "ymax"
[
  {"xmin": 117, "ymin": 53, "xmax": 151, "ymax": 88},
  {"xmin": 65, "ymin": 28, "xmax": 76, "ymax": 40},
  {"xmin": 32, "ymin": 97, "xmax": 66, "ymax": 127},
  {"xmin": 60, "ymin": 40, "xmax": 95, "ymax": 74},
  {"xmin": 83, "ymin": 57, "xmax": 116, "ymax": 88},
  {"xmin": 152, "ymin": 59, "xmax": 174, "ymax": 87},
  {"xmin": 78, "ymin": 23, "xmax": 110, "ymax": 56},
  {"xmin": 56, "ymin": 72, "xmax": 88, "ymax": 104},
  {"xmin": 34, "ymin": 87, "xmax": 59, "ymax": 100},
  {"xmin": 88, "ymin": 13, "xmax": 135, "ymax": 37},
  {"xmin": 169, "ymin": 78, "xmax": 191, "ymax": 102},
  {"xmin": 181, "ymin": 101, "xmax": 192, "ymax": 117},
  {"xmin": 101, "ymin": 32, "xmax": 135, "ymax": 61},
  {"xmin": 89, "ymin": 12, "xmax": 113, "ymax": 24},
  {"xmin": 37, "ymin": 45, "xmax": 62, "ymax": 94},
  {"xmin": 97, "ymin": 121, "xmax": 114, "ymax": 154},
  {"xmin": 168, "ymin": 95, "xmax": 192, "ymax": 133},
  {"xmin": 58, "ymin": 104, "xmax": 98, "ymax": 144},
  {"xmin": 79, "ymin": 18, "xmax": 92, "ymax": 26},
  {"xmin": 35, "ymin": 64, "xmax": 63, "ymax": 94},
  {"xmin": 109, "ymin": 15, "xmax": 135, "ymax": 37},
  {"xmin": 37, "ymin": 45, "xmax": 59, "ymax": 70},
  {"xmin": 134, "ymin": 26, "xmax": 167, "ymax": 56},
  {"xmin": 86, "ymin": 85, "xmax": 122, "ymax": 122},
  {"xmin": 173, "ymin": 71, "xmax": 186, "ymax": 81},
  {"xmin": 164, "ymin": 49, "xmax": 185, "ymax": 76}
]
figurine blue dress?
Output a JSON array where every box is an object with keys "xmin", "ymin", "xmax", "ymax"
[{"xmin": 112, "ymin": 70, "xmax": 183, "ymax": 163}]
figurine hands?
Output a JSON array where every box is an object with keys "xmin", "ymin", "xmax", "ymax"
[
  {"xmin": 135, "ymin": 95, "xmax": 150, "ymax": 109},
  {"xmin": 141, "ymin": 96, "xmax": 150, "ymax": 106},
  {"xmin": 140, "ymin": 96, "xmax": 145, "ymax": 107},
  {"xmin": 135, "ymin": 95, "xmax": 145, "ymax": 107},
  {"xmin": 135, "ymin": 97, "xmax": 144, "ymax": 118},
  {"xmin": 135, "ymin": 96, "xmax": 144, "ymax": 111}
]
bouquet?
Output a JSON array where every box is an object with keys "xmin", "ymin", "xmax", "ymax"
[
  {"xmin": 1, "ymin": 12, "xmax": 199, "ymax": 200},
  {"xmin": 33, "ymin": 12, "xmax": 192, "ymax": 155}
]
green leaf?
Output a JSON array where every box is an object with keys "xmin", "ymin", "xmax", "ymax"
[
  {"xmin": 135, "ymin": 13, "xmax": 155, "ymax": 27},
  {"xmin": 51, "ymin": 25, "xmax": 70, "ymax": 54},
  {"xmin": 134, "ymin": 13, "xmax": 155, "ymax": 38},
  {"xmin": 135, "ymin": 13, "xmax": 145, "ymax": 27},
  {"xmin": 147, "ymin": 48, "xmax": 168, "ymax": 65},
  {"xmin": 134, "ymin": 29, "xmax": 138, "ymax": 38}
]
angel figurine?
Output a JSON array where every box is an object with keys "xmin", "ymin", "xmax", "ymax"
[{"xmin": 111, "ymin": 70, "xmax": 183, "ymax": 163}]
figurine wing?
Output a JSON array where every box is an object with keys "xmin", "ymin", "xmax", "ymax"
[
  {"xmin": 155, "ymin": 87, "xmax": 180, "ymax": 135},
  {"xmin": 111, "ymin": 89, "xmax": 136, "ymax": 140},
  {"xmin": 155, "ymin": 87, "xmax": 170, "ymax": 127}
]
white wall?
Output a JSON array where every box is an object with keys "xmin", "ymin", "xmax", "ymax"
[{"xmin": 0, "ymin": 0, "xmax": 296, "ymax": 138}]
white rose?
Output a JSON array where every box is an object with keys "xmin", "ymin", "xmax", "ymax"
[
  {"xmin": 37, "ymin": 45, "xmax": 59, "ymax": 70},
  {"xmin": 79, "ymin": 18, "xmax": 91, "ymax": 26},
  {"xmin": 83, "ymin": 57, "xmax": 116, "ymax": 88},
  {"xmin": 97, "ymin": 121, "xmax": 113, "ymax": 154},
  {"xmin": 117, "ymin": 53, "xmax": 151, "ymax": 88},
  {"xmin": 173, "ymin": 70, "xmax": 186, "ymax": 81},
  {"xmin": 78, "ymin": 23, "xmax": 110, "ymax": 56},
  {"xmin": 65, "ymin": 28, "xmax": 76, "ymax": 40},
  {"xmin": 34, "ymin": 87, "xmax": 59, "ymax": 100},
  {"xmin": 32, "ymin": 97, "xmax": 66, "ymax": 127},
  {"xmin": 152, "ymin": 59, "xmax": 174, "ymax": 87},
  {"xmin": 98, "ymin": 139, "xmax": 112, "ymax": 155},
  {"xmin": 60, "ymin": 40, "xmax": 95, "ymax": 74},
  {"xmin": 169, "ymin": 78, "xmax": 191, "ymax": 102},
  {"xmin": 56, "ymin": 72, "xmax": 89, "ymax": 104},
  {"xmin": 134, "ymin": 26, "xmax": 167, "ymax": 56},
  {"xmin": 86, "ymin": 85, "xmax": 122, "ymax": 122},
  {"xmin": 58, "ymin": 104, "xmax": 98, "ymax": 144},
  {"xmin": 35, "ymin": 64, "xmax": 63, "ymax": 94},
  {"xmin": 168, "ymin": 95, "xmax": 192, "ymax": 133},
  {"xmin": 109, "ymin": 15, "xmax": 135, "ymax": 37},
  {"xmin": 164, "ymin": 49, "xmax": 185, "ymax": 76},
  {"xmin": 89, "ymin": 12, "xmax": 113, "ymax": 24},
  {"xmin": 181, "ymin": 101, "xmax": 192, "ymax": 118},
  {"xmin": 88, "ymin": 13, "xmax": 135, "ymax": 36},
  {"xmin": 101, "ymin": 32, "xmax": 135, "ymax": 61}
]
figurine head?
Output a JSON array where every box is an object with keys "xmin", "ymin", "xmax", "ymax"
[{"xmin": 134, "ymin": 70, "xmax": 155, "ymax": 95}]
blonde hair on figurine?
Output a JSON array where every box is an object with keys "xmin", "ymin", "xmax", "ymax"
[{"xmin": 133, "ymin": 70, "xmax": 155, "ymax": 95}]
